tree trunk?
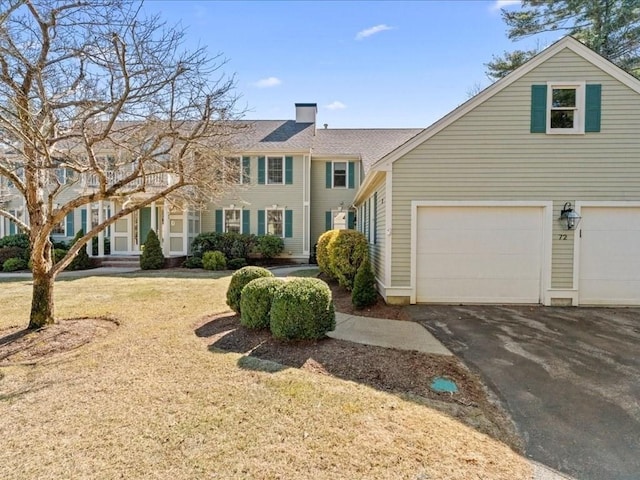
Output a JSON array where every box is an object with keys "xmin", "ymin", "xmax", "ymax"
[{"xmin": 29, "ymin": 271, "xmax": 56, "ymax": 329}]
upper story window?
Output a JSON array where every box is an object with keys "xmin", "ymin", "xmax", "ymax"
[
  {"xmin": 224, "ymin": 157, "xmax": 243, "ymax": 184},
  {"xmin": 333, "ymin": 162, "xmax": 347, "ymax": 188},
  {"xmin": 267, "ymin": 156, "xmax": 283, "ymax": 184},
  {"xmin": 326, "ymin": 161, "xmax": 354, "ymax": 189},
  {"xmin": 547, "ymin": 82, "xmax": 585, "ymax": 134},
  {"xmin": 224, "ymin": 208, "xmax": 241, "ymax": 233}
]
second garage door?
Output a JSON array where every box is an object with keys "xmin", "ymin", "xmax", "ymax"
[
  {"xmin": 578, "ymin": 206, "xmax": 640, "ymax": 305},
  {"xmin": 415, "ymin": 206, "xmax": 545, "ymax": 303}
]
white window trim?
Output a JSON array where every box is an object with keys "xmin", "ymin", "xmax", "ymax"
[
  {"xmin": 266, "ymin": 156, "xmax": 285, "ymax": 185},
  {"xmin": 546, "ymin": 81, "xmax": 585, "ymax": 134},
  {"xmin": 331, "ymin": 209, "xmax": 347, "ymax": 230},
  {"xmin": 223, "ymin": 207, "xmax": 242, "ymax": 233},
  {"xmin": 225, "ymin": 157, "xmax": 244, "ymax": 185},
  {"xmin": 331, "ymin": 161, "xmax": 348, "ymax": 189},
  {"xmin": 265, "ymin": 207, "xmax": 285, "ymax": 238}
]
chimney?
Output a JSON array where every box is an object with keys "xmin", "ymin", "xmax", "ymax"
[{"xmin": 295, "ymin": 103, "xmax": 317, "ymax": 124}]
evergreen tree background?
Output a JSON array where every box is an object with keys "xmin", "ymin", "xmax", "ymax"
[{"xmin": 487, "ymin": 0, "xmax": 640, "ymax": 80}]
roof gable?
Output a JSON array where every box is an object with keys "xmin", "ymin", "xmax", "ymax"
[{"xmin": 372, "ymin": 36, "xmax": 640, "ymax": 171}]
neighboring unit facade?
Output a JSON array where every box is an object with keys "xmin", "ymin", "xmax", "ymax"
[
  {"xmin": 355, "ymin": 36, "xmax": 640, "ymax": 306},
  {"xmin": 0, "ymin": 103, "xmax": 419, "ymax": 263}
]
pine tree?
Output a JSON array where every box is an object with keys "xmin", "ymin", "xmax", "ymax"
[{"xmin": 487, "ymin": 1, "xmax": 640, "ymax": 80}]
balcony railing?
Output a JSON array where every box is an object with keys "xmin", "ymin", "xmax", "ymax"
[{"xmin": 84, "ymin": 170, "xmax": 168, "ymax": 189}]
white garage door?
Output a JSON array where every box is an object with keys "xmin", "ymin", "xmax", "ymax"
[
  {"xmin": 415, "ymin": 206, "xmax": 544, "ymax": 303},
  {"xmin": 579, "ymin": 207, "xmax": 640, "ymax": 305}
]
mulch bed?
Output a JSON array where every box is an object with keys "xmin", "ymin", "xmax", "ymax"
[{"xmin": 195, "ymin": 312, "xmax": 523, "ymax": 450}]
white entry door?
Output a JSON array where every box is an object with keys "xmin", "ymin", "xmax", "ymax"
[
  {"xmin": 578, "ymin": 206, "xmax": 640, "ymax": 305},
  {"xmin": 415, "ymin": 206, "xmax": 545, "ymax": 303}
]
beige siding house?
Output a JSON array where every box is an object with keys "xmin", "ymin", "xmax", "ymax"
[{"xmin": 354, "ymin": 37, "xmax": 640, "ymax": 306}]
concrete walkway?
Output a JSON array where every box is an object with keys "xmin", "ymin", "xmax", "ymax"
[
  {"xmin": 330, "ymin": 312, "xmax": 452, "ymax": 355},
  {"xmin": 0, "ymin": 266, "xmax": 140, "ymax": 279},
  {"xmin": 269, "ymin": 265, "xmax": 452, "ymax": 356}
]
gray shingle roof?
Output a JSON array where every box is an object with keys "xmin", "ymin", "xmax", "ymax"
[
  {"xmin": 231, "ymin": 120, "xmax": 316, "ymax": 152},
  {"xmin": 312, "ymin": 128, "xmax": 422, "ymax": 173}
]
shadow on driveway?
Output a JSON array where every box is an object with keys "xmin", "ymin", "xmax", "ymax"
[{"xmin": 406, "ymin": 304, "xmax": 640, "ymax": 480}]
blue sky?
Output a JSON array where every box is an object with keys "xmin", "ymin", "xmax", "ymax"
[{"xmin": 143, "ymin": 0, "xmax": 555, "ymax": 128}]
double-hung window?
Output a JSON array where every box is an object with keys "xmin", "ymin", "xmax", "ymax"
[
  {"xmin": 267, "ymin": 156, "xmax": 284, "ymax": 184},
  {"xmin": 547, "ymin": 82, "xmax": 585, "ymax": 134},
  {"xmin": 224, "ymin": 157, "xmax": 243, "ymax": 184},
  {"xmin": 333, "ymin": 162, "xmax": 347, "ymax": 188},
  {"xmin": 266, "ymin": 208, "xmax": 283, "ymax": 237},
  {"xmin": 224, "ymin": 208, "xmax": 242, "ymax": 233}
]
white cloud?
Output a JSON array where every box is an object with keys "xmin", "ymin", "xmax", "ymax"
[
  {"xmin": 325, "ymin": 101, "xmax": 346, "ymax": 111},
  {"xmin": 253, "ymin": 77, "xmax": 282, "ymax": 88},
  {"xmin": 355, "ymin": 24, "xmax": 393, "ymax": 41},
  {"xmin": 490, "ymin": 0, "xmax": 520, "ymax": 11}
]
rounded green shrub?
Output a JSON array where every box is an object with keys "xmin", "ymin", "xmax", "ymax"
[
  {"xmin": 0, "ymin": 246, "xmax": 26, "ymax": 265},
  {"xmin": 228, "ymin": 257, "xmax": 248, "ymax": 270},
  {"xmin": 270, "ymin": 278, "xmax": 335, "ymax": 340},
  {"xmin": 53, "ymin": 248, "xmax": 67, "ymax": 264},
  {"xmin": 256, "ymin": 235, "xmax": 284, "ymax": 260},
  {"xmin": 140, "ymin": 229, "xmax": 165, "ymax": 270},
  {"xmin": 327, "ymin": 229, "xmax": 369, "ymax": 291},
  {"xmin": 352, "ymin": 257, "xmax": 378, "ymax": 309},
  {"xmin": 183, "ymin": 256, "xmax": 203, "ymax": 269},
  {"xmin": 240, "ymin": 277, "xmax": 284, "ymax": 329},
  {"xmin": 226, "ymin": 266, "xmax": 274, "ymax": 314},
  {"xmin": 203, "ymin": 250, "xmax": 227, "ymax": 271},
  {"xmin": 3, "ymin": 257, "xmax": 28, "ymax": 272},
  {"xmin": 316, "ymin": 229, "xmax": 338, "ymax": 278}
]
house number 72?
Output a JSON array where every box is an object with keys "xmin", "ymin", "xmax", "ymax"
[{"xmin": 558, "ymin": 234, "xmax": 567, "ymax": 240}]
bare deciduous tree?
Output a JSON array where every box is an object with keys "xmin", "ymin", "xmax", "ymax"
[{"xmin": 0, "ymin": 0, "xmax": 245, "ymax": 328}]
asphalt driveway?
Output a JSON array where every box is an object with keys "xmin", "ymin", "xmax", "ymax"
[{"xmin": 405, "ymin": 305, "xmax": 640, "ymax": 480}]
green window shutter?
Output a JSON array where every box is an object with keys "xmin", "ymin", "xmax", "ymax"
[
  {"xmin": 257, "ymin": 210, "xmax": 265, "ymax": 235},
  {"xmin": 530, "ymin": 84, "xmax": 547, "ymax": 133},
  {"xmin": 325, "ymin": 162, "xmax": 332, "ymax": 188},
  {"xmin": 285, "ymin": 210, "xmax": 293, "ymax": 238},
  {"xmin": 66, "ymin": 212, "xmax": 74, "ymax": 237},
  {"xmin": 242, "ymin": 209, "xmax": 250, "ymax": 234},
  {"xmin": 373, "ymin": 193, "xmax": 378, "ymax": 244},
  {"xmin": 285, "ymin": 156, "xmax": 293, "ymax": 185},
  {"xmin": 258, "ymin": 156, "xmax": 265, "ymax": 184},
  {"xmin": 242, "ymin": 156, "xmax": 251, "ymax": 184},
  {"xmin": 347, "ymin": 211, "xmax": 354, "ymax": 230},
  {"xmin": 365, "ymin": 200, "xmax": 370, "ymax": 241},
  {"xmin": 348, "ymin": 162, "xmax": 355, "ymax": 189},
  {"xmin": 80, "ymin": 209, "xmax": 87, "ymax": 234},
  {"xmin": 325, "ymin": 211, "xmax": 332, "ymax": 230},
  {"xmin": 215, "ymin": 209, "xmax": 223, "ymax": 232},
  {"xmin": 585, "ymin": 84, "xmax": 602, "ymax": 132}
]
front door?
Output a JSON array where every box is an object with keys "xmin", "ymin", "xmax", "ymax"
[{"xmin": 139, "ymin": 207, "xmax": 152, "ymax": 247}]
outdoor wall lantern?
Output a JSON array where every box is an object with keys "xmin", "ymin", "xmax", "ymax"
[{"xmin": 560, "ymin": 202, "xmax": 581, "ymax": 230}]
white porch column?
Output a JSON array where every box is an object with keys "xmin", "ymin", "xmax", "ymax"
[
  {"xmin": 109, "ymin": 201, "xmax": 115, "ymax": 254},
  {"xmin": 86, "ymin": 203, "xmax": 93, "ymax": 256},
  {"xmin": 0, "ymin": 211, "xmax": 5, "ymax": 237},
  {"xmin": 150, "ymin": 201, "xmax": 157, "ymax": 234},
  {"xmin": 181, "ymin": 209, "xmax": 188, "ymax": 255},
  {"xmin": 97, "ymin": 200, "xmax": 105, "ymax": 257},
  {"xmin": 162, "ymin": 199, "xmax": 170, "ymax": 256}
]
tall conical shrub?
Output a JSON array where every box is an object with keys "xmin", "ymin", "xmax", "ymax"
[
  {"xmin": 67, "ymin": 229, "xmax": 92, "ymax": 271},
  {"xmin": 351, "ymin": 257, "xmax": 377, "ymax": 309},
  {"xmin": 140, "ymin": 229, "xmax": 165, "ymax": 270}
]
